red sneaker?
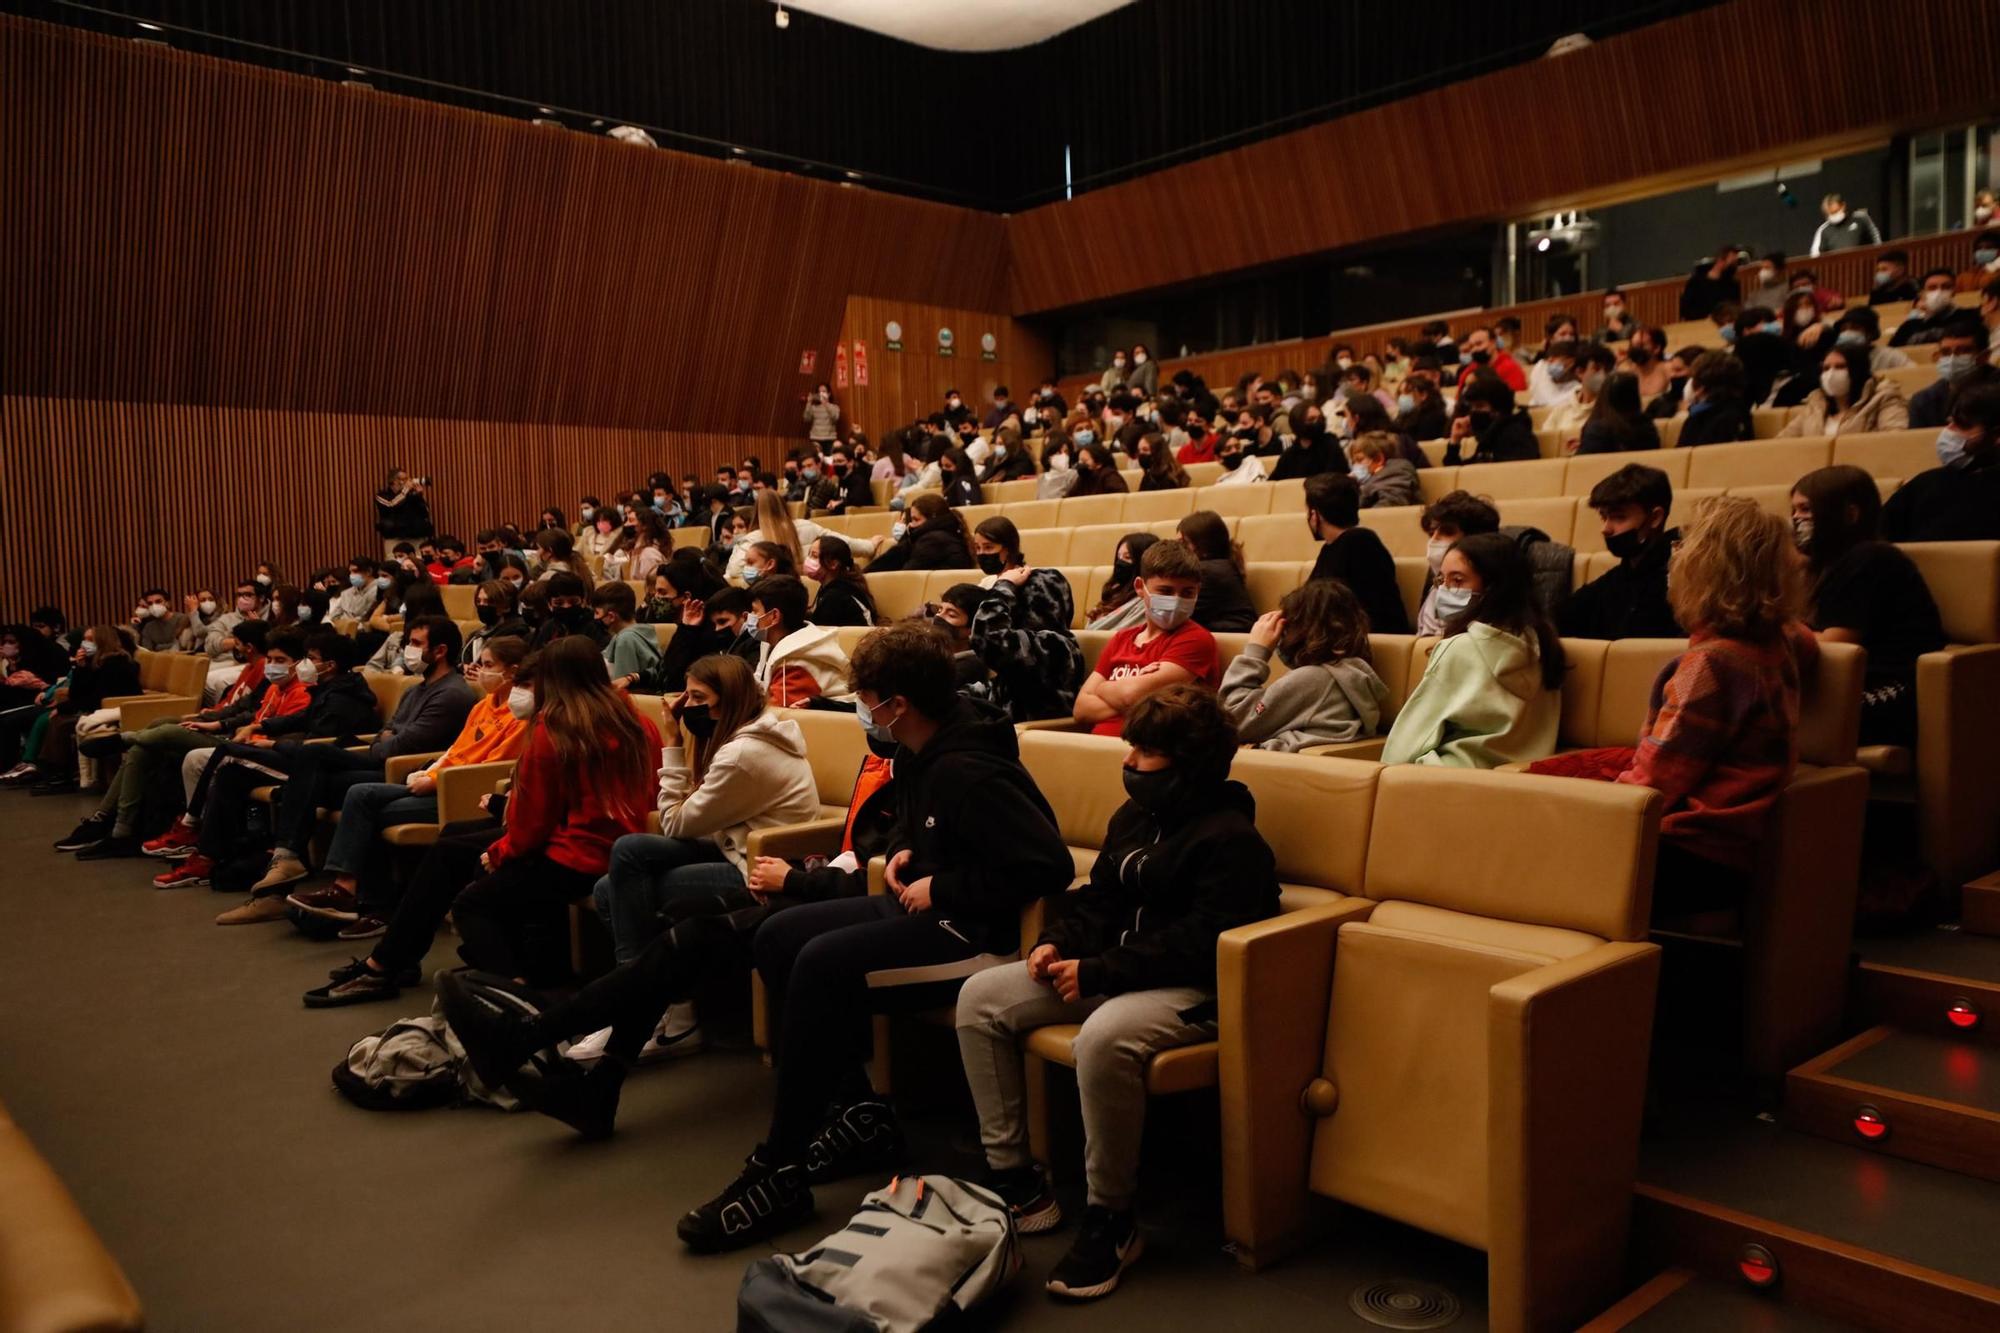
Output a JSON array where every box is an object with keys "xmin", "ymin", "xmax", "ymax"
[
  {"xmin": 152, "ymin": 854, "xmax": 214, "ymax": 889},
  {"xmin": 142, "ymin": 822, "xmax": 200, "ymax": 859}
]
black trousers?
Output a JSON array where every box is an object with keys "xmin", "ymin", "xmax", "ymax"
[
  {"xmin": 751, "ymin": 896, "xmax": 987, "ymax": 1159},
  {"xmin": 193, "ymin": 743, "xmax": 299, "ymax": 860},
  {"xmin": 371, "ymin": 818, "xmax": 502, "ymax": 970},
  {"xmin": 270, "ymin": 743, "xmax": 383, "ymax": 855},
  {"xmin": 451, "ymin": 854, "xmax": 597, "ymax": 984}
]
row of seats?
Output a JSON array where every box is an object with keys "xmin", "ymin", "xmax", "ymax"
[{"xmin": 0, "ymin": 1094, "xmax": 143, "ymax": 1333}]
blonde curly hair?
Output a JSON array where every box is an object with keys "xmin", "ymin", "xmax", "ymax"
[{"xmin": 1667, "ymin": 495, "xmax": 1803, "ymax": 640}]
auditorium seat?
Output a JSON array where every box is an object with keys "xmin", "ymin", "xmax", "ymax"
[
  {"xmin": 1830, "ymin": 428, "xmax": 1939, "ymax": 480},
  {"xmin": 1119, "ymin": 488, "xmax": 1198, "ymax": 523},
  {"xmin": 0, "ymin": 1095, "xmax": 144, "ymax": 1333},
  {"xmin": 1564, "ymin": 449, "xmax": 1691, "ymax": 495},
  {"xmin": 1684, "ymin": 438, "xmax": 1832, "ymax": 489},
  {"xmin": 1218, "ymin": 766, "xmax": 1662, "ymax": 1333},
  {"xmin": 1194, "ymin": 483, "xmax": 1277, "ymax": 518},
  {"xmin": 106, "ymin": 649, "xmax": 211, "ymax": 731},
  {"xmin": 440, "ymin": 584, "xmax": 476, "ymax": 621}
]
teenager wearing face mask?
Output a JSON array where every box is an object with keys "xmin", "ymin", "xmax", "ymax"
[
  {"xmin": 463, "ymin": 578, "xmax": 528, "ymax": 670},
  {"xmin": 331, "ymin": 557, "xmax": 384, "ymax": 627},
  {"xmin": 1884, "ymin": 384, "xmax": 2000, "ymax": 542},
  {"xmin": 1393, "ymin": 372, "xmax": 1451, "ymax": 443},
  {"xmin": 363, "ymin": 581, "xmax": 448, "ymax": 673},
  {"xmin": 1343, "ymin": 431, "xmax": 1418, "ymax": 511},
  {"xmin": 1382, "ymin": 532, "xmax": 1563, "ymax": 769},
  {"xmin": 197, "ymin": 579, "xmax": 270, "ymax": 702},
  {"xmin": 1560, "ymin": 466, "xmax": 1682, "ymax": 641},
  {"xmin": 578, "ymin": 507, "xmax": 621, "ymax": 561},
  {"xmin": 306, "ymin": 636, "xmax": 661, "ymax": 1005},
  {"xmin": 956, "ymin": 684, "xmax": 1276, "ymax": 1299},
  {"xmin": 1615, "ymin": 326, "xmax": 1672, "ymax": 402},
  {"xmin": 952, "ymin": 518, "xmax": 1086, "ymax": 722},
  {"xmin": 1596, "ymin": 289, "xmax": 1637, "ymax": 343},
  {"xmin": 1222, "ymin": 583, "xmax": 1389, "ymax": 752},
  {"xmin": 533, "ymin": 572, "xmax": 610, "ymax": 650},
  {"xmin": 1304, "ymin": 472, "xmax": 1409, "ymax": 634},
  {"xmin": 1075, "ymin": 541, "xmax": 1219, "ymax": 737},
  {"xmin": 1446, "ymin": 375, "xmax": 1540, "ymax": 464},
  {"xmin": 1527, "ymin": 338, "xmax": 1582, "ymax": 410},
  {"xmin": 1265, "ymin": 403, "xmax": 1336, "ymax": 482},
  {"xmin": 748, "ymin": 575, "xmax": 852, "ymax": 707},
  {"xmin": 936, "ymin": 445, "xmax": 984, "ymax": 509},
  {"xmin": 128, "ymin": 586, "xmax": 185, "ymax": 651},
  {"xmin": 976, "ymin": 428, "xmax": 1037, "ymax": 486},
  {"xmin": 592, "ymin": 581, "xmax": 663, "ymax": 693},
  {"xmin": 1209, "ymin": 420, "xmax": 1270, "ymax": 487},
  {"xmin": 1674, "ymin": 353, "xmax": 1756, "ymax": 446},
  {"xmin": 1174, "ymin": 415, "xmax": 1217, "ymax": 465},
  {"xmin": 1908, "ymin": 318, "xmax": 1999, "ymax": 429},
  {"xmin": 1100, "ymin": 349, "xmax": 1130, "ymax": 392},
  {"xmin": 1891, "ymin": 268, "xmax": 1965, "ymax": 347},
  {"xmin": 1, "ymin": 623, "xmax": 140, "ymax": 795},
  {"xmin": 810, "ymin": 445, "xmax": 875, "ymax": 516},
  {"xmin": 804, "ymin": 536, "xmax": 877, "ymax": 629},
  {"xmin": 55, "ymin": 621, "xmax": 279, "ymax": 855},
  {"xmin": 1575, "ymin": 372, "xmax": 1661, "ymax": 454},
  {"xmin": 1779, "ymin": 343, "xmax": 1909, "ymax": 438},
  {"xmin": 281, "ymin": 636, "xmax": 532, "ymax": 935},
  {"xmin": 226, "ymin": 620, "xmax": 478, "ymax": 907},
  {"xmin": 1084, "ymin": 534, "xmax": 1158, "ymax": 631},
  {"xmin": 442, "ymin": 682, "xmax": 896, "ymax": 1138},
  {"xmin": 1036, "ymin": 429, "xmax": 1083, "ymax": 499},
  {"xmin": 867, "ymin": 494, "xmax": 974, "ymax": 573},
  {"xmin": 1415, "ymin": 492, "xmax": 1501, "ymax": 635}
]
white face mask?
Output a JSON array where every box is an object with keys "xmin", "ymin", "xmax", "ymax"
[
  {"xmin": 1143, "ymin": 593, "xmax": 1196, "ymax": 631},
  {"xmin": 1425, "ymin": 537, "xmax": 1451, "ymax": 574},
  {"xmin": 199, "ymin": 599, "xmax": 218, "ymax": 617},
  {"xmin": 1433, "ymin": 585, "xmax": 1475, "ymax": 619},
  {"xmin": 402, "ymin": 644, "xmax": 426, "ymax": 671},
  {"xmin": 1820, "ymin": 368, "xmax": 1852, "ymax": 400},
  {"xmin": 506, "ymin": 686, "xmax": 535, "ymax": 719},
  {"xmin": 295, "ymin": 659, "xmax": 321, "ymax": 686},
  {"xmin": 1794, "ymin": 307, "xmax": 1819, "ymax": 327},
  {"xmin": 1923, "ymin": 288, "xmax": 1954, "ymax": 315},
  {"xmin": 1132, "ymin": 352, "xmax": 1147, "ymax": 365},
  {"xmin": 1938, "ymin": 353, "xmax": 1978, "ymax": 383},
  {"xmin": 146, "ymin": 603, "xmax": 168, "ymax": 619}
]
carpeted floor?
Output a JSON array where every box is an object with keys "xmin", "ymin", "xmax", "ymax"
[{"xmin": 0, "ymin": 790, "xmax": 1488, "ymax": 1332}]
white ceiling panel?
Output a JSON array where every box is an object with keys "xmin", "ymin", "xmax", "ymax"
[{"xmin": 770, "ymin": 0, "xmax": 1139, "ymax": 52}]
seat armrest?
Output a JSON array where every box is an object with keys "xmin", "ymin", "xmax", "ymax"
[
  {"xmin": 1217, "ymin": 898, "xmax": 1378, "ymax": 1269},
  {"xmin": 1916, "ymin": 645, "xmax": 2000, "ymax": 886},
  {"xmin": 117, "ymin": 694, "xmax": 200, "ymax": 731},
  {"xmin": 435, "ymin": 761, "xmax": 515, "ymax": 825},
  {"xmin": 746, "ymin": 817, "xmax": 847, "ymax": 862},
  {"xmin": 1487, "ymin": 941, "xmax": 1661, "ymax": 1333},
  {"xmin": 1018, "ymin": 717, "xmax": 1092, "ymax": 734},
  {"xmin": 0, "ymin": 1121, "xmax": 144, "ymax": 1333},
  {"xmin": 97, "ymin": 693, "xmax": 151, "ymax": 708},
  {"xmin": 1300, "ymin": 738, "xmax": 1388, "ymax": 762},
  {"xmin": 384, "ymin": 751, "xmax": 444, "ymax": 784},
  {"xmin": 867, "ymin": 854, "xmax": 889, "ymax": 896}
]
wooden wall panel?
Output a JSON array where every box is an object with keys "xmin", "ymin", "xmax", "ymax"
[
  {"xmin": 834, "ymin": 298, "xmax": 1055, "ymax": 439},
  {"xmin": 0, "ymin": 396, "xmax": 790, "ymax": 626},
  {"xmin": 1007, "ymin": 0, "xmax": 2000, "ymax": 316},
  {"xmin": 0, "ymin": 15, "xmax": 1007, "ymax": 437}
]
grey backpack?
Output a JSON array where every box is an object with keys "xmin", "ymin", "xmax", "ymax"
[
  {"xmin": 737, "ymin": 1175, "xmax": 1020, "ymax": 1333},
  {"xmin": 332, "ymin": 975, "xmax": 545, "ymax": 1112}
]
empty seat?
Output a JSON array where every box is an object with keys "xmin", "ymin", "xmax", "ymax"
[
  {"xmin": 1235, "ymin": 514, "xmax": 1319, "ymax": 563},
  {"xmin": 1831, "ymin": 428, "xmax": 1939, "ymax": 481},
  {"xmin": 1057, "ymin": 493, "xmax": 1129, "ymax": 527},
  {"xmin": 1563, "ymin": 447, "xmax": 1690, "ymax": 496},
  {"xmin": 1193, "ymin": 483, "xmax": 1275, "ymax": 518},
  {"xmin": 1460, "ymin": 459, "xmax": 1567, "ymax": 501},
  {"xmin": 1684, "ymin": 438, "xmax": 1832, "ymax": 489},
  {"xmin": 1357, "ymin": 506, "xmax": 1428, "ymax": 558},
  {"xmin": 1496, "ymin": 495, "xmax": 1578, "ymax": 544}
]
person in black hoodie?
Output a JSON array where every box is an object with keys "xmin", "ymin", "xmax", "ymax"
[
  {"xmin": 804, "ymin": 535, "xmax": 877, "ymax": 628},
  {"xmin": 1446, "ymin": 374, "xmax": 1540, "ymax": 464},
  {"xmin": 1269, "ymin": 401, "xmax": 1341, "ymax": 480},
  {"xmin": 1175, "ymin": 510, "xmax": 1258, "ymax": 633},
  {"xmin": 648, "ymin": 558, "xmax": 731, "ymax": 689},
  {"xmin": 864, "ymin": 494, "xmax": 975, "ymax": 572},
  {"xmin": 1560, "ymin": 465, "xmax": 1682, "ymax": 641},
  {"xmin": 442, "ymin": 744, "xmax": 900, "ymax": 1142},
  {"xmin": 676, "ymin": 623, "xmax": 1073, "ymax": 1253},
  {"xmin": 958, "ymin": 683, "xmax": 1278, "ymax": 1300}
]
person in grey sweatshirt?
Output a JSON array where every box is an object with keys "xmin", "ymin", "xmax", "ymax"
[
  {"xmin": 1219, "ymin": 581, "xmax": 1388, "ymax": 752},
  {"xmin": 802, "ymin": 383, "xmax": 841, "ymax": 445}
]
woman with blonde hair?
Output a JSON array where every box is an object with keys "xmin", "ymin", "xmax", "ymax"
[
  {"xmin": 725, "ymin": 487, "xmax": 872, "ymax": 583},
  {"xmin": 1605, "ymin": 497, "xmax": 1817, "ymax": 913}
]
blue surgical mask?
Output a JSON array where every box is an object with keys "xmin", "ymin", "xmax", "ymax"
[
  {"xmin": 853, "ymin": 694, "xmax": 898, "ymax": 746},
  {"xmin": 1396, "ymin": 393, "xmax": 1415, "ymax": 414},
  {"xmin": 1938, "ymin": 353, "xmax": 1977, "ymax": 383},
  {"xmin": 1937, "ymin": 427, "xmax": 1973, "ymax": 468},
  {"xmin": 1144, "ymin": 593, "xmax": 1196, "ymax": 631},
  {"xmin": 891, "ymin": 522, "xmax": 908, "ymax": 542},
  {"xmin": 742, "ymin": 566, "xmax": 762, "ymax": 584},
  {"xmin": 742, "ymin": 611, "xmax": 764, "ymax": 639},
  {"xmin": 1349, "ymin": 462, "xmax": 1371, "ymax": 483},
  {"xmin": 375, "ymin": 575, "xmax": 392, "ymax": 590},
  {"xmin": 1434, "ymin": 585, "xmax": 1475, "ymax": 619},
  {"xmin": 1761, "ymin": 321, "xmax": 1781, "ymax": 335},
  {"xmin": 349, "ymin": 573, "xmax": 365, "ymax": 588},
  {"xmin": 1719, "ymin": 325, "xmax": 1738, "ymax": 344},
  {"xmin": 264, "ymin": 661, "xmax": 292, "ymax": 683},
  {"xmin": 1835, "ymin": 330, "xmax": 1867, "ymax": 349},
  {"xmin": 80, "ymin": 640, "xmax": 98, "ymax": 658},
  {"xmin": 1977, "ymin": 247, "xmax": 1999, "ymax": 267},
  {"xmin": 1074, "ymin": 429, "xmax": 1096, "ymax": 446}
]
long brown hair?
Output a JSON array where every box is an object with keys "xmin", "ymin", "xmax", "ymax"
[
  {"xmin": 527, "ymin": 636, "xmax": 654, "ymax": 821},
  {"xmin": 83, "ymin": 622, "xmax": 131, "ymax": 664},
  {"xmin": 906, "ymin": 493, "xmax": 967, "ymax": 544},
  {"xmin": 1177, "ymin": 509, "xmax": 1245, "ymax": 576},
  {"xmin": 684, "ymin": 654, "xmax": 765, "ymax": 784},
  {"xmin": 754, "ymin": 489, "xmax": 803, "ymax": 568},
  {"xmin": 1277, "ymin": 580, "xmax": 1372, "ymax": 667}
]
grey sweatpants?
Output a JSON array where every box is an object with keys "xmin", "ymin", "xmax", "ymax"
[{"xmin": 955, "ymin": 961, "xmax": 1214, "ymax": 1211}]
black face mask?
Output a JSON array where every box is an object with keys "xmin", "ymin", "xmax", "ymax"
[
  {"xmin": 976, "ymin": 554, "xmax": 1005, "ymax": 576},
  {"xmin": 1298, "ymin": 420, "xmax": 1326, "ymax": 442},
  {"xmin": 1604, "ymin": 527, "xmax": 1652, "ymax": 560},
  {"xmin": 1629, "ymin": 346, "xmax": 1655, "ymax": 365},
  {"xmin": 1469, "ymin": 350, "xmax": 1492, "ymax": 365},
  {"xmin": 553, "ymin": 606, "xmax": 589, "ymax": 628},
  {"xmin": 476, "ymin": 605, "xmax": 498, "ymax": 627},
  {"xmin": 1468, "ymin": 410, "xmax": 1497, "ymax": 433},
  {"xmin": 1121, "ymin": 764, "xmax": 1182, "ymax": 814},
  {"xmin": 1220, "ymin": 451, "xmax": 1246, "ymax": 471},
  {"xmin": 680, "ymin": 704, "xmax": 716, "ymax": 739}
]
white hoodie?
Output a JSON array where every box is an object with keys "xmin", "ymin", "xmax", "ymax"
[
  {"xmin": 655, "ymin": 712, "xmax": 822, "ymax": 873},
  {"xmin": 756, "ymin": 624, "xmax": 854, "ymax": 706}
]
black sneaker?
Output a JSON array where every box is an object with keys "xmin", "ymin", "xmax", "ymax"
[
  {"xmin": 303, "ymin": 964, "xmax": 402, "ymax": 1008},
  {"xmin": 677, "ymin": 1151, "xmax": 814, "ymax": 1253},
  {"xmin": 1046, "ymin": 1207, "xmax": 1143, "ymax": 1301},
  {"xmin": 75, "ymin": 834, "xmax": 143, "ymax": 861},
  {"xmin": 337, "ymin": 915, "xmax": 387, "ymax": 942},
  {"xmin": 988, "ymin": 1162, "xmax": 1063, "ymax": 1235},
  {"xmin": 802, "ymin": 1099, "xmax": 905, "ymax": 1185},
  {"xmin": 326, "ymin": 956, "xmax": 420, "ymax": 987},
  {"xmin": 55, "ymin": 814, "xmax": 113, "ymax": 852}
]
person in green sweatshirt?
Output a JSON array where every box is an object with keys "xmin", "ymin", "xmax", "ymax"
[{"xmin": 592, "ymin": 581, "xmax": 663, "ymax": 694}]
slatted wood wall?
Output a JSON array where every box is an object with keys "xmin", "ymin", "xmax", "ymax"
[
  {"xmin": 0, "ymin": 14, "xmax": 1007, "ymax": 435},
  {"xmin": 0, "ymin": 396, "xmax": 790, "ymax": 624},
  {"xmin": 1006, "ymin": 0, "xmax": 2000, "ymax": 316},
  {"xmin": 834, "ymin": 297, "xmax": 1054, "ymax": 441}
]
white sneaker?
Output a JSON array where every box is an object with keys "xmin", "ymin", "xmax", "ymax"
[
  {"xmin": 638, "ymin": 1002, "xmax": 704, "ymax": 1063},
  {"xmin": 563, "ymin": 1026, "xmax": 613, "ymax": 1065}
]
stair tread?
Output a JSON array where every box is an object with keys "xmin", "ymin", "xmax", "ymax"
[
  {"xmin": 1640, "ymin": 1108, "xmax": 2000, "ymax": 1289},
  {"xmin": 1620, "ymin": 1275, "xmax": 1860, "ymax": 1331},
  {"xmin": 1857, "ymin": 929, "xmax": 2000, "ymax": 986},
  {"xmin": 1810, "ymin": 1029, "xmax": 2000, "ymax": 1114}
]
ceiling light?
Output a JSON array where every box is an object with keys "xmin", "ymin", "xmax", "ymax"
[
  {"xmin": 775, "ymin": 6, "xmax": 790, "ymax": 30},
  {"xmin": 136, "ymin": 21, "xmax": 164, "ymax": 31}
]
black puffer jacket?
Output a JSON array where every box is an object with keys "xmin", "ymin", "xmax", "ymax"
[
  {"xmin": 1041, "ymin": 778, "xmax": 1279, "ymax": 997},
  {"xmin": 260, "ymin": 670, "xmax": 379, "ymax": 746},
  {"xmin": 888, "ymin": 699, "xmax": 1071, "ymax": 952},
  {"xmin": 1446, "ymin": 408, "xmax": 1540, "ymax": 464},
  {"xmin": 867, "ymin": 524, "xmax": 974, "ymax": 573},
  {"xmin": 967, "ymin": 570, "xmax": 1085, "ymax": 722}
]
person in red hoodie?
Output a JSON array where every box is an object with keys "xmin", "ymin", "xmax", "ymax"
[
  {"xmin": 425, "ymin": 535, "xmax": 477, "ymax": 585},
  {"xmin": 305, "ymin": 636, "xmax": 662, "ymax": 1006},
  {"xmin": 1454, "ymin": 326, "xmax": 1528, "ymax": 392}
]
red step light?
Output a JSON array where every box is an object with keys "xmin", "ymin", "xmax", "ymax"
[
  {"xmin": 1946, "ymin": 998, "xmax": 1981, "ymax": 1031},
  {"xmin": 1853, "ymin": 1104, "xmax": 1889, "ymax": 1141},
  {"xmin": 1737, "ymin": 1243, "xmax": 1779, "ymax": 1289}
]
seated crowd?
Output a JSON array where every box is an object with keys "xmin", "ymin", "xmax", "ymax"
[{"xmin": 4, "ymin": 239, "xmax": 1995, "ymax": 1310}]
